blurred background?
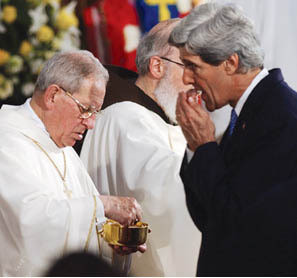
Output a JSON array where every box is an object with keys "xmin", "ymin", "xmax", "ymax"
[{"xmin": 0, "ymin": 0, "xmax": 297, "ymax": 107}]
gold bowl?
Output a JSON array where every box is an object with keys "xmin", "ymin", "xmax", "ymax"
[{"xmin": 97, "ymin": 219, "xmax": 150, "ymax": 247}]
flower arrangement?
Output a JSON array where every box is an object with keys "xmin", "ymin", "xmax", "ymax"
[{"xmin": 0, "ymin": 0, "xmax": 80, "ymax": 105}]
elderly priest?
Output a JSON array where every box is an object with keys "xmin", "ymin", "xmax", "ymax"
[{"xmin": 0, "ymin": 50, "xmax": 144, "ymax": 276}]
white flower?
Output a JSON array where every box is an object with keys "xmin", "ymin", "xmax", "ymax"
[
  {"xmin": 58, "ymin": 30, "xmax": 80, "ymax": 51},
  {"xmin": 0, "ymin": 78, "xmax": 13, "ymax": 100},
  {"xmin": 48, "ymin": 0, "xmax": 60, "ymax": 14},
  {"xmin": 62, "ymin": 1, "xmax": 76, "ymax": 15},
  {"xmin": 6, "ymin": 55, "xmax": 23, "ymax": 74},
  {"xmin": 22, "ymin": 82, "xmax": 35, "ymax": 97},
  {"xmin": 67, "ymin": 26, "xmax": 81, "ymax": 49},
  {"xmin": 0, "ymin": 14, "xmax": 6, "ymax": 33},
  {"xmin": 28, "ymin": 4, "xmax": 48, "ymax": 34},
  {"xmin": 30, "ymin": 37, "xmax": 39, "ymax": 47},
  {"xmin": 0, "ymin": 24, "xmax": 6, "ymax": 33},
  {"xmin": 30, "ymin": 58, "xmax": 44, "ymax": 74}
]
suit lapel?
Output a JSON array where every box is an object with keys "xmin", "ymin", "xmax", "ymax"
[{"xmin": 219, "ymin": 69, "xmax": 284, "ymax": 160}]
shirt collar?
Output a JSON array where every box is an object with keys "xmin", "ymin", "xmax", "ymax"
[{"xmin": 234, "ymin": 68, "xmax": 269, "ymax": 116}]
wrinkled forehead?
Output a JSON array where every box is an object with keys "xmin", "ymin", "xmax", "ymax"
[
  {"xmin": 77, "ymin": 77, "xmax": 105, "ymax": 93},
  {"xmin": 75, "ymin": 77, "xmax": 106, "ymax": 106}
]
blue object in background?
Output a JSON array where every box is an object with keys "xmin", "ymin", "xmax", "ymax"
[{"xmin": 136, "ymin": 0, "xmax": 179, "ymax": 34}]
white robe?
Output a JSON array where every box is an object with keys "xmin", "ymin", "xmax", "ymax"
[
  {"xmin": 0, "ymin": 101, "xmax": 105, "ymax": 276},
  {"xmin": 81, "ymin": 101, "xmax": 201, "ymax": 276}
]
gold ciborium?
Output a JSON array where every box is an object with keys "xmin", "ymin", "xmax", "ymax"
[{"xmin": 97, "ymin": 219, "xmax": 150, "ymax": 247}]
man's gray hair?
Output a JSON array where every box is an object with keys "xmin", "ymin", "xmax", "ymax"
[
  {"xmin": 136, "ymin": 18, "xmax": 180, "ymax": 76},
  {"xmin": 169, "ymin": 3, "xmax": 264, "ymax": 73},
  {"xmin": 35, "ymin": 50, "xmax": 109, "ymax": 94}
]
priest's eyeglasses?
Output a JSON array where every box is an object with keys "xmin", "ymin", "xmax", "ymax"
[
  {"xmin": 160, "ymin": 57, "xmax": 184, "ymax": 67},
  {"xmin": 60, "ymin": 87, "xmax": 100, "ymax": 119}
]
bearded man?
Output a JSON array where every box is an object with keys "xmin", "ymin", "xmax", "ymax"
[
  {"xmin": 80, "ymin": 19, "xmax": 197, "ymax": 276},
  {"xmin": 80, "ymin": 19, "xmax": 229, "ymax": 276}
]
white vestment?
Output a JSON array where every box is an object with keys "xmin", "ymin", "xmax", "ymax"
[
  {"xmin": 81, "ymin": 101, "xmax": 201, "ymax": 276},
  {"xmin": 0, "ymin": 101, "xmax": 105, "ymax": 276}
]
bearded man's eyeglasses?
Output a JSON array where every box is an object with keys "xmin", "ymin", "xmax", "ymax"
[
  {"xmin": 160, "ymin": 56, "xmax": 185, "ymax": 67},
  {"xmin": 60, "ymin": 86, "xmax": 100, "ymax": 119}
]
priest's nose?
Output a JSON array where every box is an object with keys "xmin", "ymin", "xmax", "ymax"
[{"xmin": 82, "ymin": 116, "xmax": 96, "ymax": 130}]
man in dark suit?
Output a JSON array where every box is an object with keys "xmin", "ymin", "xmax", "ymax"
[{"xmin": 169, "ymin": 2, "xmax": 297, "ymax": 276}]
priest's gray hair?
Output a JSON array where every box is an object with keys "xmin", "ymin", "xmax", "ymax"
[
  {"xmin": 35, "ymin": 50, "xmax": 109, "ymax": 94},
  {"xmin": 136, "ymin": 18, "xmax": 181, "ymax": 76},
  {"xmin": 169, "ymin": 2, "xmax": 264, "ymax": 73}
]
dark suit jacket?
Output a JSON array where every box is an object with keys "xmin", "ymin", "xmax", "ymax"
[
  {"xmin": 73, "ymin": 65, "xmax": 170, "ymax": 154},
  {"xmin": 181, "ymin": 69, "xmax": 297, "ymax": 276}
]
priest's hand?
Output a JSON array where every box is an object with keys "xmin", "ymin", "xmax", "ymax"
[
  {"xmin": 99, "ymin": 195, "xmax": 142, "ymax": 226},
  {"xmin": 110, "ymin": 243, "xmax": 147, "ymax": 256}
]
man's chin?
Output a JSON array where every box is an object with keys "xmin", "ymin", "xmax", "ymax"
[
  {"xmin": 64, "ymin": 138, "xmax": 76, "ymax": 148},
  {"xmin": 205, "ymin": 103, "xmax": 215, "ymax": 112}
]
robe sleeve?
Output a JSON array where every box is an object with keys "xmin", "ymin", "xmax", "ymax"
[{"xmin": 81, "ymin": 102, "xmax": 185, "ymax": 214}]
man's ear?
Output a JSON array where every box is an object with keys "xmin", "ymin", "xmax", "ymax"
[
  {"xmin": 148, "ymin": 56, "xmax": 165, "ymax": 79},
  {"xmin": 43, "ymin": 84, "xmax": 60, "ymax": 109},
  {"xmin": 224, "ymin": 53, "xmax": 239, "ymax": 75}
]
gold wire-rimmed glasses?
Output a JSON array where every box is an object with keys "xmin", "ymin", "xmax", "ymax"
[{"xmin": 60, "ymin": 86, "xmax": 100, "ymax": 119}]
